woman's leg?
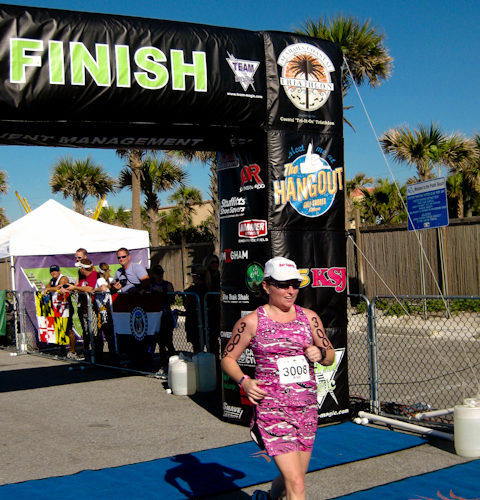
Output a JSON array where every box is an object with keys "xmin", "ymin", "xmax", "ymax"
[{"xmin": 271, "ymin": 450, "xmax": 311, "ymax": 500}]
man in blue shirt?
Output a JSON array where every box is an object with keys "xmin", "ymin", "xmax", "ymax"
[{"xmin": 111, "ymin": 248, "xmax": 150, "ymax": 294}]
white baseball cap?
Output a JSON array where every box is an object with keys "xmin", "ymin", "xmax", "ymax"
[{"xmin": 263, "ymin": 257, "xmax": 302, "ymax": 282}]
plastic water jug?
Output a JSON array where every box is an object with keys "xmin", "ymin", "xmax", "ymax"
[
  {"xmin": 168, "ymin": 355, "xmax": 180, "ymax": 388},
  {"xmin": 454, "ymin": 398, "xmax": 480, "ymax": 457},
  {"xmin": 170, "ymin": 359, "xmax": 196, "ymax": 396},
  {"xmin": 193, "ymin": 352, "xmax": 217, "ymax": 392}
]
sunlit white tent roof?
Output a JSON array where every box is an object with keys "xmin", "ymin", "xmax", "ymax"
[{"xmin": 0, "ymin": 199, "xmax": 149, "ymax": 258}]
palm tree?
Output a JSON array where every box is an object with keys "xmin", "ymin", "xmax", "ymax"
[
  {"xmin": 449, "ymin": 133, "xmax": 480, "ymax": 217},
  {"xmin": 169, "ymin": 150, "xmax": 218, "ymax": 254},
  {"xmin": 50, "ymin": 157, "xmax": 117, "ymax": 214},
  {"xmin": 116, "ymin": 149, "xmax": 144, "ymax": 229},
  {"xmin": 119, "ymin": 153, "xmax": 187, "ymax": 246},
  {"xmin": 346, "ymin": 172, "xmax": 373, "ymax": 226},
  {"xmin": 446, "ymin": 173, "xmax": 465, "ymax": 218},
  {"xmin": 360, "ymin": 178, "xmax": 406, "ymax": 225},
  {"xmin": 380, "ymin": 123, "xmax": 477, "ymax": 182},
  {"xmin": 98, "ymin": 205, "xmax": 132, "ymax": 227},
  {"xmin": 298, "ymin": 15, "xmax": 393, "ymax": 129},
  {"xmin": 0, "ymin": 170, "xmax": 8, "ymax": 196},
  {"xmin": 168, "ymin": 186, "xmax": 203, "ymax": 288},
  {"xmin": 0, "ymin": 170, "xmax": 8, "ymax": 228}
]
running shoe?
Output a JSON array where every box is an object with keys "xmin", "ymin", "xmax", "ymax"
[
  {"xmin": 156, "ymin": 368, "xmax": 168, "ymax": 380},
  {"xmin": 251, "ymin": 490, "xmax": 270, "ymax": 500}
]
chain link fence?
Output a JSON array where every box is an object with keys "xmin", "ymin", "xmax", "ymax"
[{"xmin": 347, "ymin": 294, "xmax": 480, "ymax": 426}]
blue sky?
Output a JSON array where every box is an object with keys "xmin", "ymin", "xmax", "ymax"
[{"xmin": 0, "ymin": 0, "xmax": 478, "ymax": 221}]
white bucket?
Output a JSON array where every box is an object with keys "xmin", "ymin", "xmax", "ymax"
[
  {"xmin": 170, "ymin": 359, "xmax": 197, "ymax": 396},
  {"xmin": 193, "ymin": 352, "xmax": 217, "ymax": 392},
  {"xmin": 167, "ymin": 355, "xmax": 180, "ymax": 388},
  {"xmin": 454, "ymin": 403, "xmax": 480, "ymax": 457}
]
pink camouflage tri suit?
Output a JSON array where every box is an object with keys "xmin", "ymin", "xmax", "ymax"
[{"xmin": 250, "ymin": 304, "xmax": 318, "ymax": 456}]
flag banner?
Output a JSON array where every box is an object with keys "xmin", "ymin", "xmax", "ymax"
[
  {"xmin": 35, "ymin": 292, "xmax": 70, "ymax": 345},
  {"xmin": 112, "ymin": 294, "xmax": 164, "ymax": 341}
]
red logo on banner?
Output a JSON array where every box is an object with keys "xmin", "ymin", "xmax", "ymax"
[
  {"xmin": 238, "ymin": 219, "xmax": 267, "ymax": 238},
  {"xmin": 240, "ymin": 164, "xmax": 265, "ymax": 192},
  {"xmin": 311, "ymin": 267, "xmax": 346, "ymax": 293}
]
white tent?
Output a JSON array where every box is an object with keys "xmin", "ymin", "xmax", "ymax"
[{"xmin": 0, "ymin": 199, "xmax": 149, "ymax": 258}]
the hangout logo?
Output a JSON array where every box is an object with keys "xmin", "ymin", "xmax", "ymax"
[
  {"xmin": 273, "ymin": 143, "xmax": 343, "ymax": 218},
  {"xmin": 277, "ymin": 43, "xmax": 335, "ymax": 111}
]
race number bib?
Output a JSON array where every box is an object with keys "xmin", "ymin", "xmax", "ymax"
[{"xmin": 277, "ymin": 355, "xmax": 310, "ymax": 384}]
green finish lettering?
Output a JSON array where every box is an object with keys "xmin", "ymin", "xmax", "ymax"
[
  {"xmin": 171, "ymin": 50, "xmax": 207, "ymax": 92},
  {"xmin": 115, "ymin": 45, "xmax": 131, "ymax": 87},
  {"xmin": 10, "ymin": 38, "xmax": 43, "ymax": 83},
  {"xmin": 134, "ymin": 47, "xmax": 168, "ymax": 89},
  {"xmin": 48, "ymin": 41, "xmax": 64, "ymax": 84},
  {"xmin": 70, "ymin": 42, "xmax": 110, "ymax": 86}
]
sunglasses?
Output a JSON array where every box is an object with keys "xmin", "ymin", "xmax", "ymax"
[
  {"xmin": 269, "ymin": 279, "xmax": 301, "ymax": 290},
  {"xmin": 75, "ymin": 256, "xmax": 83, "ymax": 260},
  {"xmin": 117, "ymin": 255, "xmax": 128, "ymax": 260}
]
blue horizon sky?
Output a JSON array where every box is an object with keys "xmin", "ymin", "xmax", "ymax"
[{"xmin": 0, "ymin": 0, "xmax": 478, "ymax": 221}]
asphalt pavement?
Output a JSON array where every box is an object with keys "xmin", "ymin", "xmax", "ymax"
[{"xmin": 0, "ymin": 348, "xmax": 473, "ymax": 499}]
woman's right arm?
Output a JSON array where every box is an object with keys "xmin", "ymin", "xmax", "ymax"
[{"xmin": 221, "ymin": 313, "xmax": 267, "ymax": 404}]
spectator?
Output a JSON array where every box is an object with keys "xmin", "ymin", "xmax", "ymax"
[
  {"xmin": 94, "ymin": 262, "xmax": 117, "ymax": 364},
  {"xmin": 150, "ymin": 264, "xmax": 176, "ymax": 378},
  {"xmin": 44, "ymin": 264, "xmax": 79, "ymax": 359},
  {"xmin": 66, "ymin": 258, "xmax": 98, "ymax": 361},
  {"xmin": 183, "ymin": 264, "xmax": 207, "ymax": 353},
  {"xmin": 111, "ymin": 248, "xmax": 150, "ymax": 294},
  {"xmin": 74, "ymin": 248, "xmax": 88, "ymax": 284}
]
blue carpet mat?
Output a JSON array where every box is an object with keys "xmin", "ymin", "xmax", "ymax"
[
  {"xmin": 333, "ymin": 459, "xmax": 480, "ymax": 499},
  {"xmin": 0, "ymin": 422, "xmax": 427, "ymax": 499}
]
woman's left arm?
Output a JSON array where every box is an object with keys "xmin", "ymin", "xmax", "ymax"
[{"xmin": 304, "ymin": 309, "xmax": 335, "ymax": 366}]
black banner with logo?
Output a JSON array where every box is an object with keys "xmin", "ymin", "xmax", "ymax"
[{"xmin": 218, "ymin": 32, "xmax": 348, "ymax": 425}]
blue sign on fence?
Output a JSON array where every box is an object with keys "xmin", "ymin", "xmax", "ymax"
[{"xmin": 406, "ymin": 178, "xmax": 449, "ymax": 231}]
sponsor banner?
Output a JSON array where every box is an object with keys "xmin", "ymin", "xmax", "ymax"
[
  {"xmin": 268, "ymin": 130, "xmax": 345, "ymax": 231},
  {"xmin": 112, "ymin": 294, "xmax": 164, "ymax": 341},
  {"xmin": 35, "ymin": 291, "xmax": 70, "ymax": 345},
  {"xmin": 263, "ymin": 33, "xmax": 343, "ymax": 136}
]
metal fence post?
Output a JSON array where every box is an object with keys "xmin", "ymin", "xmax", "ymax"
[{"xmin": 369, "ymin": 297, "xmax": 380, "ymax": 413}]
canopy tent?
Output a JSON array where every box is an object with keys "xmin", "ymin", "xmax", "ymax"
[
  {"xmin": 0, "ymin": 199, "xmax": 149, "ymax": 258},
  {"xmin": 0, "ymin": 199, "xmax": 150, "ymax": 294}
]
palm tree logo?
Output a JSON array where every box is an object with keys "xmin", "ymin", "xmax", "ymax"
[
  {"xmin": 289, "ymin": 54, "xmax": 325, "ymax": 110},
  {"xmin": 277, "ymin": 43, "xmax": 335, "ymax": 112}
]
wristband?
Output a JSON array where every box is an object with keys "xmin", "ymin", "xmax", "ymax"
[{"xmin": 238, "ymin": 375, "xmax": 250, "ymax": 388}]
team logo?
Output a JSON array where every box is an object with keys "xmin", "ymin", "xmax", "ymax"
[
  {"xmin": 245, "ymin": 262, "xmax": 264, "ymax": 291},
  {"xmin": 238, "ymin": 220, "xmax": 267, "ymax": 239},
  {"xmin": 273, "ymin": 143, "xmax": 343, "ymax": 218},
  {"xmin": 226, "ymin": 52, "xmax": 260, "ymax": 92},
  {"xmin": 130, "ymin": 306, "xmax": 148, "ymax": 341},
  {"xmin": 277, "ymin": 43, "xmax": 335, "ymax": 111}
]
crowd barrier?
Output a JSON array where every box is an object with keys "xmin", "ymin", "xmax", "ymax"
[{"xmin": 13, "ymin": 289, "xmax": 220, "ymax": 373}]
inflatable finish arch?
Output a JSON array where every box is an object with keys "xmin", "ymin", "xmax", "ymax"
[{"xmin": 0, "ymin": 4, "xmax": 348, "ymax": 423}]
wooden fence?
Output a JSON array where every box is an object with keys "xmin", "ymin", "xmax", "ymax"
[{"xmin": 347, "ymin": 216, "xmax": 480, "ymax": 298}]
